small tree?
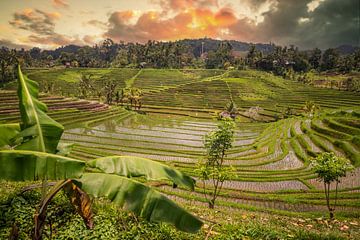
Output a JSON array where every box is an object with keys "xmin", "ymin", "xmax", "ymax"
[
  {"xmin": 103, "ymin": 80, "xmax": 117, "ymax": 104},
  {"xmin": 196, "ymin": 118, "xmax": 235, "ymax": 209},
  {"xmin": 225, "ymin": 101, "xmax": 237, "ymax": 119},
  {"xmin": 311, "ymin": 152, "xmax": 354, "ymax": 219},
  {"xmin": 78, "ymin": 74, "xmax": 94, "ymax": 99},
  {"xmin": 303, "ymin": 101, "xmax": 320, "ymax": 118}
]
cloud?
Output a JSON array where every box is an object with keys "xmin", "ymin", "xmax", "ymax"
[
  {"xmin": 26, "ymin": 34, "xmax": 82, "ymax": 46},
  {"xmin": 9, "ymin": 8, "xmax": 82, "ymax": 47},
  {"xmin": 245, "ymin": 0, "xmax": 359, "ymax": 48},
  {"xmin": 0, "ymin": 39, "xmax": 31, "ymax": 49},
  {"xmin": 9, "ymin": 8, "xmax": 60, "ymax": 35},
  {"xmin": 104, "ymin": 7, "xmax": 237, "ymax": 43},
  {"xmin": 83, "ymin": 35, "xmax": 96, "ymax": 44},
  {"xmin": 4, "ymin": 0, "xmax": 358, "ymax": 49},
  {"xmin": 52, "ymin": 0, "xmax": 69, "ymax": 8},
  {"xmin": 86, "ymin": 19, "xmax": 108, "ymax": 29},
  {"xmin": 151, "ymin": 0, "xmax": 219, "ymax": 11}
]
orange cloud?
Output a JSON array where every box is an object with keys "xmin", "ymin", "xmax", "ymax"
[
  {"xmin": 105, "ymin": 7, "xmax": 240, "ymax": 43},
  {"xmin": 152, "ymin": 0, "xmax": 219, "ymax": 11},
  {"xmin": 52, "ymin": 0, "xmax": 69, "ymax": 8}
]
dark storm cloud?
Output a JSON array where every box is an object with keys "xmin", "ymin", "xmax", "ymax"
[
  {"xmin": 296, "ymin": 0, "xmax": 359, "ymax": 48},
  {"xmin": 238, "ymin": 0, "xmax": 359, "ymax": 49},
  {"xmin": 255, "ymin": 0, "xmax": 312, "ymax": 45}
]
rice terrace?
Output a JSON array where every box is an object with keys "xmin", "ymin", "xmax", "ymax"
[{"xmin": 0, "ymin": 0, "xmax": 360, "ymax": 239}]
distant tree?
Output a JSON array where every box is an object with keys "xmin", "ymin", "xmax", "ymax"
[
  {"xmin": 246, "ymin": 45, "xmax": 261, "ymax": 68},
  {"xmin": 128, "ymin": 88, "xmax": 143, "ymax": 110},
  {"xmin": 338, "ymin": 55, "xmax": 354, "ymax": 73},
  {"xmin": 303, "ymin": 101, "xmax": 320, "ymax": 118},
  {"xmin": 112, "ymin": 49, "xmax": 129, "ymax": 67},
  {"xmin": 353, "ymin": 49, "xmax": 360, "ymax": 70},
  {"xmin": 225, "ymin": 101, "xmax": 238, "ymax": 119},
  {"xmin": 206, "ymin": 42, "xmax": 234, "ymax": 69},
  {"xmin": 309, "ymin": 48, "xmax": 322, "ymax": 70},
  {"xmin": 78, "ymin": 74, "xmax": 94, "ymax": 99},
  {"xmin": 103, "ymin": 80, "xmax": 118, "ymax": 104},
  {"xmin": 311, "ymin": 152, "xmax": 354, "ymax": 219},
  {"xmin": 321, "ymin": 48, "xmax": 339, "ymax": 71},
  {"xmin": 196, "ymin": 119, "xmax": 235, "ymax": 209},
  {"xmin": 29, "ymin": 47, "xmax": 42, "ymax": 62},
  {"xmin": 293, "ymin": 55, "xmax": 310, "ymax": 72},
  {"xmin": 205, "ymin": 51, "xmax": 218, "ymax": 69},
  {"xmin": 0, "ymin": 47, "xmax": 17, "ymax": 85}
]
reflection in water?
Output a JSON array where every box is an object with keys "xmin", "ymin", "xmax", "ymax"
[{"xmin": 111, "ymin": 113, "xmax": 187, "ymax": 130}]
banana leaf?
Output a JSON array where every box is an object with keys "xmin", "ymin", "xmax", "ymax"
[
  {"xmin": 15, "ymin": 65, "xmax": 63, "ymax": 153},
  {"xmin": 88, "ymin": 156, "xmax": 195, "ymax": 190},
  {"xmin": 0, "ymin": 123, "xmax": 20, "ymax": 149},
  {"xmin": 0, "ymin": 150, "xmax": 85, "ymax": 181},
  {"xmin": 74, "ymin": 173, "xmax": 203, "ymax": 233}
]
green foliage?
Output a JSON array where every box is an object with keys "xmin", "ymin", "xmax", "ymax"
[
  {"xmin": 303, "ymin": 101, "xmax": 320, "ymax": 118},
  {"xmin": 87, "ymin": 156, "xmax": 195, "ymax": 190},
  {"xmin": 0, "ymin": 123, "xmax": 20, "ymax": 149},
  {"xmin": 0, "ymin": 188, "xmax": 202, "ymax": 240},
  {"xmin": 0, "ymin": 66, "xmax": 203, "ymax": 237},
  {"xmin": 311, "ymin": 152, "xmax": 353, "ymax": 184},
  {"xmin": 196, "ymin": 118, "xmax": 235, "ymax": 208},
  {"xmin": 205, "ymin": 42, "xmax": 234, "ymax": 69},
  {"xmin": 0, "ymin": 150, "xmax": 85, "ymax": 181},
  {"xmin": 321, "ymin": 48, "xmax": 339, "ymax": 71},
  {"xmin": 75, "ymin": 173, "xmax": 203, "ymax": 233},
  {"xmin": 78, "ymin": 73, "xmax": 94, "ymax": 99},
  {"xmin": 16, "ymin": 65, "xmax": 64, "ymax": 153},
  {"xmin": 310, "ymin": 152, "xmax": 354, "ymax": 218}
]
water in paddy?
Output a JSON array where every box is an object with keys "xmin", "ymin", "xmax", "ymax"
[{"xmin": 62, "ymin": 112, "xmax": 316, "ymax": 192}]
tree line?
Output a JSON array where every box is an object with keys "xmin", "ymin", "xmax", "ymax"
[{"xmin": 1, "ymin": 38, "xmax": 359, "ymax": 86}]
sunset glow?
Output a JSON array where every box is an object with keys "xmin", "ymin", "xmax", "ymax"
[{"xmin": 0, "ymin": 0, "xmax": 358, "ymax": 49}]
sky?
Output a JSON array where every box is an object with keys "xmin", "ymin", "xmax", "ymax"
[{"xmin": 0, "ymin": 0, "xmax": 358, "ymax": 50}]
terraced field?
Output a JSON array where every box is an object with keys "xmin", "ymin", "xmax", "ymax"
[{"xmin": 1, "ymin": 68, "xmax": 359, "ymax": 218}]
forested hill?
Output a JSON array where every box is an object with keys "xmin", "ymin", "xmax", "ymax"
[
  {"xmin": 36, "ymin": 38, "xmax": 275, "ymax": 59},
  {"xmin": 174, "ymin": 38, "xmax": 275, "ymax": 57}
]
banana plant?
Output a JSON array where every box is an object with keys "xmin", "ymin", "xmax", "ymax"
[{"xmin": 0, "ymin": 65, "xmax": 203, "ymax": 239}]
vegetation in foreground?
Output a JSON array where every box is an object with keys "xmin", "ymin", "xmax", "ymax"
[
  {"xmin": 1, "ymin": 180, "xmax": 359, "ymax": 239},
  {"xmin": 0, "ymin": 66, "xmax": 202, "ymax": 239}
]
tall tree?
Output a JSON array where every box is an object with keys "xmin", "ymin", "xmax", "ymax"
[
  {"xmin": 309, "ymin": 48, "xmax": 322, "ymax": 70},
  {"xmin": 321, "ymin": 48, "xmax": 339, "ymax": 71}
]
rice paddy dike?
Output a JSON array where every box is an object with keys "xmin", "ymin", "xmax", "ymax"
[{"xmin": 1, "ymin": 68, "xmax": 360, "ymax": 219}]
